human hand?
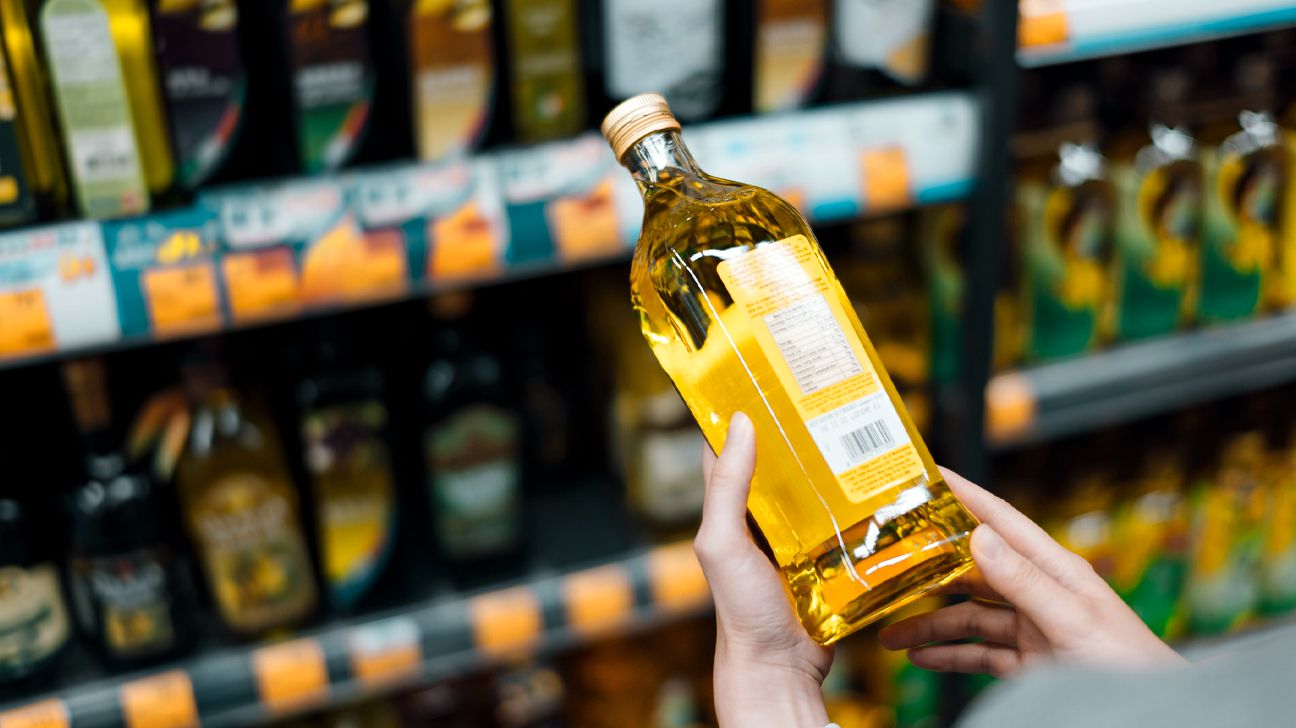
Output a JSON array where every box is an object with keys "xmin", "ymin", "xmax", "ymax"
[
  {"xmin": 696, "ymin": 413, "xmax": 832, "ymax": 728},
  {"xmin": 879, "ymin": 468, "xmax": 1186, "ymax": 678}
]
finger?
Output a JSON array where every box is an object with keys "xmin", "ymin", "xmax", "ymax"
[
  {"xmin": 879, "ymin": 601, "xmax": 1018, "ymax": 650},
  {"xmin": 969, "ymin": 525, "xmax": 1074, "ymax": 634},
  {"xmin": 907, "ymin": 643, "xmax": 1022, "ymax": 678},
  {"xmin": 695, "ymin": 413, "xmax": 757, "ymax": 562},
  {"xmin": 930, "ymin": 570, "xmax": 1006, "ymax": 603},
  {"xmin": 941, "ymin": 467, "xmax": 1097, "ymax": 588}
]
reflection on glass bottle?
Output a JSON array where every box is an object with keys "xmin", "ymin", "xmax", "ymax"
[
  {"xmin": 424, "ymin": 294, "xmax": 523, "ymax": 567},
  {"xmin": 62, "ymin": 358, "xmax": 194, "ymax": 665},
  {"xmin": 298, "ymin": 337, "xmax": 396, "ymax": 612},
  {"xmin": 175, "ymin": 356, "xmax": 317, "ymax": 635}
]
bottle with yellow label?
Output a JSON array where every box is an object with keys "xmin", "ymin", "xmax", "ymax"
[
  {"xmin": 40, "ymin": 0, "xmax": 173, "ymax": 216},
  {"xmin": 1260, "ymin": 399, "xmax": 1296, "ymax": 616},
  {"xmin": 0, "ymin": 42, "xmax": 35, "ymax": 225},
  {"xmin": 406, "ymin": 0, "xmax": 494, "ymax": 162},
  {"xmin": 1016, "ymin": 82, "xmax": 1116, "ymax": 361},
  {"xmin": 1197, "ymin": 54, "xmax": 1288, "ymax": 323},
  {"xmin": 604, "ymin": 94, "xmax": 978, "ymax": 644},
  {"xmin": 1111, "ymin": 443, "xmax": 1189, "ymax": 639},
  {"xmin": 175, "ymin": 355, "xmax": 317, "ymax": 635},
  {"xmin": 1108, "ymin": 67, "xmax": 1203, "ymax": 341},
  {"xmin": 0, "ymin": 0, "xmax": 68, "ymax": 216}
]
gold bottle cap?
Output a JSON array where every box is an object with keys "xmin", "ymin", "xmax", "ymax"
[{"xmin": 601, "ymin": 93, "xmax": 682, "ymax": 162}]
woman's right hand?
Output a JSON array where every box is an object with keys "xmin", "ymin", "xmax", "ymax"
[{"xmin": 879, "ymin": 468, "xmax": 1186, "ymax": 678}]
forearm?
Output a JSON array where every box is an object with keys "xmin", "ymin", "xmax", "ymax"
[{"xmin": 713, "ymin": 647, "xmax": 830, "ymax": 728}]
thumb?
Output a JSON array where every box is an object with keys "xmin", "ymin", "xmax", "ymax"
[
  {"xmin": 970, "ymin": 525, "xmax": 1072, "ymax": 633},
  {"xmin": 695, "ymin": 413, "xmax": 756, "ymax": 560}
]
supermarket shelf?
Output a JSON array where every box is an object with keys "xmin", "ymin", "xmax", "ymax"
[
  {"xmin": 0, "ymin": 541, "xmax": 710, "ymax": 728},
  {"xmin": 985, "ymin": 311, "xmax": 1296, "ymax": 448},
  {"xmin": 1018, "ymin": 0, "xmax": 1296, "ymax": 66},
  {"xmin": 0, "ymin": 92, "xmax": 978, "ymax": 373}
]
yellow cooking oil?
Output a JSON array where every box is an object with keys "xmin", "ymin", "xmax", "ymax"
[{"xmin": 604, "ymin": 94, "xmax": 977, "ymax": 644}]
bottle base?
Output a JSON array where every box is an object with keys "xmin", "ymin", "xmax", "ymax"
[{"xmin": 782, "ymin": 481, "xmax": 978, "ymax": 645}]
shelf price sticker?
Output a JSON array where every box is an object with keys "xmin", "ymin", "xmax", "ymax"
[
  {"xmin": 648, "ymin": 542, "xmax": 709, "ymax": 611},
  {"xmin": 221, "ymin": 246, "xmax": 301, "ymax": 324},
  {"xmin": 349, "ymin": 616, "xmax": 422, "ymax": 687},
  {"xmin": 1018, "ymin": 0, "xmax": 1069, "ymax": 48},
  {"xmin": 562, "ymin": 564, "xmax": 633, "ymax": 636},
  {"xmin": 142, "ymin": 262, "xmax": 221, "ymax": 337},
  {"xmin": 985, "ymin": 373, "xmax": 1037, "ymax": 443},
  {"xmin": 252, "ymin": 638, "xmax": 329, "ymax": 714},
  {"xmin": 120, "ymin": 671, "xmax": 199, "ymax": 728},
  {"xmin": 0, "ymin": 700, "xmax": 68, "ymax": 728},
  {"xmin": 0, "ymin": 289, "xmax": 54, "ymax": 358},
  {"xmin": 469, "ymin": 586, "xmax": 543, "ymax": 657},
  {"xmin": 860, "ymin": 145, "xmax": 912, "ymax": 212}
]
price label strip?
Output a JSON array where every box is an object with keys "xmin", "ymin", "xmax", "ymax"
[
  {"xmin": 860, "ymin": 145, "xmax": 913, "ymax": 212},
  {"xmin": 469, "ymin": 586, "xmax": 543, "ymax": 657},
  {"xmin": 0, "ymin": 289, "xmax": 54, "ymax": 358},
  {"xmin": 252, "ymin": 638, "xmax": 329, "ymax": 714},
  {"xmin": 547, "ymin": 178, "xmax": 622, "ymax": 262},
  {"xmin": 221, "ymin": 247, "xmax": 301, "ymax": 323},
  {"xmin": 0, "ymin": 700, "xmax": 69, "ymax": 728},
  {"xmin": 349, "ymin": 617, "xmax": 422, "ymax": 687},
  {"xmin": 142, "ymin": 263, "xmax": 221, "ymax": 337},
  {"xmin": 562, "ymin": 564, "xmax": 634, "ymax": 636},
  {"xmin": 647, "ymin": 542, "xmax": 710, "ymax": 611},
  {"xmin": 120, "ymin": 671, "xmax": 199, "ymax": 728},
  {"xmin": 1018, "ymin": 0, "xmax": 1069, "ymax": 48}
]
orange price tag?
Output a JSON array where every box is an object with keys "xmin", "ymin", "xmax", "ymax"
[
  {"xmin": 985, "ymin": 373, "xmax": 1037, "ymax": 443},
  {"xmin": 469, "ymin": 586, "xmax": 542, "ymax": 657},
  {"xmin": 252, "ymin": 639, "xmax": 329, "ymax": 713},
  {"xmin": 1018, "ymin": 0, "xmax": 1069, "ymax": 47},
  {"xmin": 860, "ymin": 146, "xmax": 912, "ymax": 212},
  {"xmin": 563, "ymin": 564, "xmax": 633, "ymax": 636},
  {"xmin": 0, "ymin": 289, "xmax": 54, "ymax": 358},
  {"xmin": 349, "ymin": 617, "xmax": 422, "ymax": 687},
  {"xmin": 430, "ymin": 202, "xmax": 500, "ymax": 280},
  {"xmin": 647, "ymin": 542, "xmax": 709, "ymax": 611},
  {"xmin": 548, "ymin": 179, "xmax": 622, "ymax": 261},
  {"xmin": 222, "ymin": 247, "xmax": 301, "ymax": 324},
  {"xmin": 142, "ymin": 263, "xmax": 221, "ymax": 337},
  {"xmin": 0, "ymin": 701, "xmax": 68, "ymax": 728},
  {"xmin": 345, "ymin": 232, "xmax": 408, "ymax": 303},
  {"xmin": 120, "ymin": 671, "xmax": 199, "ymax": 728}
]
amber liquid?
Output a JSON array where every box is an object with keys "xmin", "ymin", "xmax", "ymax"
[{"xmin": 627, "ymin": 131, "xmax": 976, "ymax": 644}]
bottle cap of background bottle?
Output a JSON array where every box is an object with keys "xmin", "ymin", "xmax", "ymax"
[{"xmin": 602, "ymin": 94, "xmax": 682, "ymax": 162}]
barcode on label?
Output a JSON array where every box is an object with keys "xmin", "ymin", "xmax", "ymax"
[{"xmin": 840, "ymin": 420, "xmax": 895, "ymax": 463}]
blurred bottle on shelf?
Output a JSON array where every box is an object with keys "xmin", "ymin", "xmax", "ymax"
[
  {"xmin": 1107, "ymin": 63, "xmax": 1203, "ymax": 342},
  {"xmin": 516, "ymin": 326, "xmax": 573, "ymax": 484},
  {"xmin": 751, "ymin": 0, "xmax": 826, "ymax": 113},
  {"xmin": 0, "ymin": 497, "xmax": 69, "ymax": 689},
  {"xmin": 1015, "ymin": 79, "xmax": 1115, "ymax": 361},
  {"xmin": 150, "ymin": 0, "xmax": 246, "ymax": 190},
  {"xmin": 61, "ymin": 358, "xmax": 196, "ymax": 666},
  {"xmin": 496, "ymin": 659, "xmax": 566, "ymax": 728},
  {"xmin": 1186, "ymin": 427, "xmax": 1266, "ymax": 635},
  {"xmin": 175, "ymin": 353, "xmax": 318, "ymax": 636},
  {"xmin": 297, "ymin": 329, "xmax": 397, "ymax": 612},
  {"xmin": 1194, "ymin": 52, "xmax": 1289, "ymax": 323},
  {"xmin": 1110, "ymin": 438, "xmax": 1190, "ymax": 639},
  {"xmin": 0, "ymin": 0, "xmax": 69, "ymax": 219},
  {"xmin": 825, "ymin": 0, "xmax": 935, "ymax": 97},
  {"xmin": 0, "ymin": 44, "xmax": 36, "ymax": 226},
  {"xmin": 594, "ymin": 0, "xmax": 727, "ymax": 122},
  {"xmin": 872, "ymin": 598, "xmax": 944, "ymax": 728},
  {"xmin": 502, "ymin": 0, "xmax": 584, "ymax": 142},
  {"xmin": 40, "ymin": 0, "xmax": 174, "ymax": 217},
  {"xmin": 424, "ymin": 293, "xmax": 524, "ymax": 572},
  {"xmin": 1046, "ymin": 442, "xmax": 1117, "ymax": 584},
  {"xmin": 406, "ymin": 0, "xmax": 495, "ymax": 162},
  {"xmin": 589, "ymin": 275, "xmax": 704, "ymax": 537},
  {"xmin": 322, "ymin": 699, "xmax": 403, "ymax": 728},
  {"xmin": 280, "ymin": 0, "xmax": 375, "ymax": 172},
  {"xmin": 1260, "ymin": 415, "xmax": 1296, "ymax": 616}
]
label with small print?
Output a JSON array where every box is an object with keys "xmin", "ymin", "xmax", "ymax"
[
  {"xmin": 717, "ymin": 234, "xmax": 924, "ymax": 503},
  {"xmin": 0, "ymin": 700, "xmax": 69, "ymax": 728},
  {"xmin": 120, "ymin": 671, "xmax": 198, "ymax": 728}
]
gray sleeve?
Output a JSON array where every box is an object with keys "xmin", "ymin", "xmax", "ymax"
[{"xmin": 955, "ymin": 623, "xmax": 1296, "ymax": 728}]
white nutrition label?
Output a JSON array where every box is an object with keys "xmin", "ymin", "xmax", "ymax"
[{"xmin": 764, "ymin": 294, "xmax": 864, "ymax": 395}]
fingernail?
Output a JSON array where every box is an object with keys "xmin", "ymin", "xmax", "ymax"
[
  {"xmin": 972, "ymin": 525, "xmax": 1003, "ymax": 560},
  {"xmin": 728, "ymin": 412, "xmax": 753, "ymax": 448}
]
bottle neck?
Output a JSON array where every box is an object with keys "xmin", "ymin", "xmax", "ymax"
[{"xmin": 622, "ymin": 131, "xmax": 703, "ymax": 191}]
